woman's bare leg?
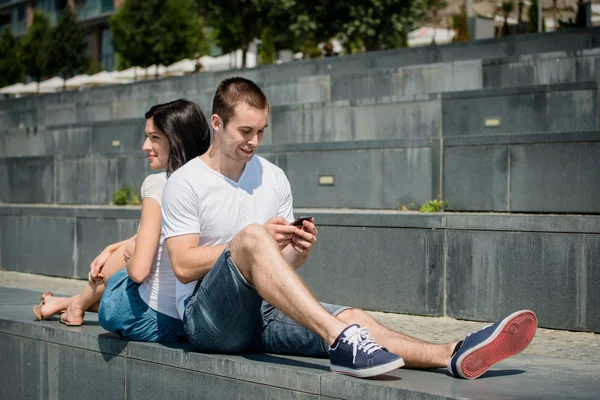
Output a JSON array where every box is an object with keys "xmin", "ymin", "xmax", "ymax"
[{"xmin": 43, "ymin": 244, "xmax": 128, "ymax": 324}]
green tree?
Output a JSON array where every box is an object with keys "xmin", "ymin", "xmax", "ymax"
[
  {"xmin": 21, "ymin": 11, "xmax": 55, "ymax": 91},
  {"xmin": 527, "ymin": 0, "xmax": 546, "ymax": 33},
  {"xmin": 0, "ymin": 27, "xmax": 25, "ymax": 87},
  {"xmin": 501, "ymin": 1, "xmax": 515, "ymax": 36},
  {"xmin": 338, "ymin": 0, "xmax": 426, "ymax": 52},
  {"xmin": 111, "ymin": 0, "xmax": 208, "ymax": 75},
  {"xmin": 274, "ymin": 0, "xmax": 425, "ymax": 55},
  {"xmin": 50, "ymin": 6, "xmax": 89, "ymax": 89},
  {"xmin": 425, "ymin": 0, "xmax": 448, "ymax": 45},
  {"xmin": 258, "ymin": 26, "xmax": 275, "ymax": 65},
  {"xmin": 452, "ymin": 4, "xmax": 470, "ymax": 42},
  {"xmin": 198, "ymin": 0, "xmax": 265, "ymax": 68}
]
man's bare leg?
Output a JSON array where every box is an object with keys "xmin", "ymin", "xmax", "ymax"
[
  {"xmin": 336, "ymin": 308, "xmax": 457, "ymax": 368},
  {"xmin": 230, "ymin": 224, "xmax": 349, "ymax": 345}
]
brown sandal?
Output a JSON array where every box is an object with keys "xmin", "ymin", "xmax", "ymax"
[{"xmin": 39, "ymin": 291, "xmax": 53, "ymax": 304}]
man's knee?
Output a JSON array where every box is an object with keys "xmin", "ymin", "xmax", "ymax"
[{"xmin": 231, "ymin": 224, "xmax": 269, "ymax": 258}]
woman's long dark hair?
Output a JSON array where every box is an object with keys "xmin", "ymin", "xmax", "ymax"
[{"xmin": 145, "ymin": 99, "xmax": 211, "ymax": 176}]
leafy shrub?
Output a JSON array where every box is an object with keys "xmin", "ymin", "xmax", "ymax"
[
  {"xmin": 112, "ymin": 186, "xmax": 141, "ymax": 205},
  {"xmin": 419, "ymin": 199, "xmax": 448, "ymax": 213}
]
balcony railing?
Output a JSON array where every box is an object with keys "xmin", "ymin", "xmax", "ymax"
[{"xmin": 77, "ymin": 0, "xmax": 115, "ymax": 20}]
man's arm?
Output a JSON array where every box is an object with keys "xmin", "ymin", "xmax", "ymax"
[{"xmin": 166, "ymin": 234, "xmax": 227, "ymax": 284}]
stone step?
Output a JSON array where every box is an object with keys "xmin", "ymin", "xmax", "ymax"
[{"xmin": 1, "ymin": 287, "xmax": 599, "ymax": 400}]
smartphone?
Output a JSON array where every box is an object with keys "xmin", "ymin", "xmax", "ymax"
[{"xmin": 291, "ymin": 215, "xmax": 313, "ymax": 227}]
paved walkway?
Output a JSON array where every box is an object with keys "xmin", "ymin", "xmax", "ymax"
[{"xmin": 1, "ymin": 269, "xmax": 599, "ymax": 363}]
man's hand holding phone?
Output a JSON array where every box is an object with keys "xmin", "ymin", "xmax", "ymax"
[{"xmin": 290, "ymin": 216, "xmax": 317, "ymax": 255}]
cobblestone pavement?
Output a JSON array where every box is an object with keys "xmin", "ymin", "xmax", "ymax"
[{"xmin": 2, "ymin": 269, "xmax": 598, "ymax": 363}]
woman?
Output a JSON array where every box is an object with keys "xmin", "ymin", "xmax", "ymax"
[{"xmin": 33, "ymin": 99, "xmax": 211, "ymax": 342}]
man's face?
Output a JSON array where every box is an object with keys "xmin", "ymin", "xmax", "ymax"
[{"xmin": 214, "ymin": 103, "xmax": 268, "ymax": 164}]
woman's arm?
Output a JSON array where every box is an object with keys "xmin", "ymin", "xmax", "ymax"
[
  {"xmin": 126, "ymin": 197, "xmax": 162, "ymax": 283},
  {"xmin": 89, "ymin": 236, "xmax": 135, "ymax": 281}
]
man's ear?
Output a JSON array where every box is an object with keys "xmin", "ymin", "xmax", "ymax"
[{"xmin": 211, "ymin": 114, "xmax": 221, "ymax": 131}]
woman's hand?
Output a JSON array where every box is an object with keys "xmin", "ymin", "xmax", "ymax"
[{"xmin": 89, "ymin": 247, "xmax": 113, "ymax": 282}]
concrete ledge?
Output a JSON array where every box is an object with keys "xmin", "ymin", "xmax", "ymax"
[{"xmin": 1, "ymin": 287, "xmax": 599, "ymax": 400}]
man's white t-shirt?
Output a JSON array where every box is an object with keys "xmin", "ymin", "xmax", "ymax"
[{"xmin": 161, "ymin": 155, "xmax": 294, "ymax": 319}]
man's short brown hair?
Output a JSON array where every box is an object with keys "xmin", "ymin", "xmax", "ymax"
[{"xmin": 212, "ymin": 77, "xmax": 270, "ymax": 128}]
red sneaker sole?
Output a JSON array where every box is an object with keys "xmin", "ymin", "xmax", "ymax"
[{"xmin": 460, "ymin": 310, "xmax": 538, "ymax": 379}]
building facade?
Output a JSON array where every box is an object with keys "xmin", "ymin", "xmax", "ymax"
[{"xmin": 0, "ymin": 0, "xmax": 123, "ymax": 71}]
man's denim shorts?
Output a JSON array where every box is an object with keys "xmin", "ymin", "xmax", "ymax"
[
  {"xmin": 183, "ymin": 246, "xmax": 349, "ymax": 357},
  {"xmin": 99, "ymin": 269, "xmax": 185, "ymax": 342}
]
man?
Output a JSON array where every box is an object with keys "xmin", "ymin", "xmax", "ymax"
[{"xmin": 162, "ymin": 77, "xmax": 537, "ymax": 379}]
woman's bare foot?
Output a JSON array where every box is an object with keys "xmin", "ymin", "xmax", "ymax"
[
  {"xmin": 39, "ymin": 294, "xmax": 73, "ymax": 319},
  {"xmin": 60, "ymin": 305, "xmax": 85, "ymax": 326}
]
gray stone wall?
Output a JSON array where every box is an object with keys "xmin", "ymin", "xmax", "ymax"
[
  {"xmin": 1, "ymin": 28, "xmax": 599, "ymax": 131},
  {"xmin": 1, "ymin": 205, "xmax": 598, "ymax": 332}
]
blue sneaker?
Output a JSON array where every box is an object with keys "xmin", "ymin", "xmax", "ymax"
[
  {"xmin": 329, "ymin": 324, "xmax": 404, "ymax": 378},
  {"xmin": 449, "ymin": 310, "xmax": 538, "ymax": 379}
]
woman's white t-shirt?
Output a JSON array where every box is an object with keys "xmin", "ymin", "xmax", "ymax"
[{"xmin": 136, "ymin": 172, "xmax": 180, "ymax": 319}]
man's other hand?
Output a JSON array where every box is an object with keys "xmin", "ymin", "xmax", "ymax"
[{"xmin": 264, "ymin": 217, "xmax": 297, "ymax": 249}]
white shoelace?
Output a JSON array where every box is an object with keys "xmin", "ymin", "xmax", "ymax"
[{"xmin": 342, "ymin": 326, "xmax": 383, "ymax": 363}]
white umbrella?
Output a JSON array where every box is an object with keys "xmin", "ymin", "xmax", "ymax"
[
  {"xmin": 112, "ymin": 66, "xmax": 146, "ymax": 81},
  {"xmin": 80, "ymin": 71, "xmax": 131, "ymax": 87},
  {"xmin": 165, "ymin": 58, "xmax": 196, "ymax": 76},
  {"xmin": 0, "ymin": 82, "xmax": 27, "ymax": 94},
  {"xmin": 408, "ymin": 26, "xmax": 456, "ymax": 47},
  {"xmin": 200, "ymin": 54, "xmax": 235, "ymax": 71},
  {"xmin": 64, "ymin": 74, "xmax": 92, "ymax": 90},
  {"xmin": 146, "ymin": 64, "xmax": 167, "ymax": 77},
  {"xmin": 38, "ymin": 76, "xmax": 65, "ymax": 92}
]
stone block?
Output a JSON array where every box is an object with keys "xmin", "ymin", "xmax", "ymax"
[
  {"xmin": 55, "ymin": 155, "xmax": 117, "ymax": 204},
  {"xmin": 510, "ymin": 142, "xmax": 600, "ymax": 213},
  {"xmin": 75, "ymin": 218, "xmax": 122, "ymax": 279},
  {"xmin": 50, "ymin": 341, "xmax": 126, "ymax": 400},
  {"xmin": 483, "ymin": 56, "xmax": 577, "ymax": 88},
  {"xmin": 0, "ymin": 334, "xmax": 48, "ymax": 400},
  {"xmin": 443, "ymin": 90, "xmax": 548, "ymax": 136},
  {"xmin": 446, "ymin": 230, "xmax": 586, "ymax": 330},
  {"xmin": 575, "ymin": 50, "xmax": 600, "ymax": 82},
  {"xmin": 52, "ymin": 127, "xmax": 92, "ymax": 155},
  {"xmin": 382, "ymin": 147, "xmax": 433, "ymax": 209},
  {"xmin": 398, "ymin": 60, "xmax": 482, "ymax": 96},
  {"xmin": 0, "ymin": 214, "xmax": 75, "ymax": 277},
  {"xmin": 0, "ymin": 129, "xmax": 54, "ymax": 157},
  {"xmin": 284, "ymin": 149, "xmax": 383, "ymax": 209},
  {"xmin": 352, "ymin": 100, "xmax": 442, "ymax": 140},
  {"xmin": 45, "ymin": 103, "xmax": 76, "ymax": 126},
  {"xmin": 116, "ymin": 155, "xmax": 152, "ymax": 196},
  {"xmin": 264, "ymin": 75, "xmax": 331, "ymax": 106},
  {"xmin": 299, "ymin": 226, "xmax": 444, "ymax": 316},
  {"xmin": 444, "ymin": 145, "xmax": 508, "ymax": 211},
  {"xmin": 91, "ymin": 119, "xmax": 145, "ymax": 154},
  {"xmin": 584, "ymin": 235, "xmax": 600, "ymax": 332},
  {"xmin": 0, "ymin": 156, "xmax": 54, "ymax": 203},
  {"xmin": 331, "ymin": 70, "xmax": 398, "ymax": 101},
  {"xmin": 270, "ymin": 104, "xmax": 353, "ymax": 144},
  {"xmin": 126, "ymin": 359, "xmax": 321, "ymax": 400},
  {"xmin": 547, "ymin": 90, "xmax": 597, "ymax": 132}
]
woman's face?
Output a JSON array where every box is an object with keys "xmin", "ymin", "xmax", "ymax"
[{"xmin": 142, "ymin": 117, "xmax": 170, "ymax": 170}]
